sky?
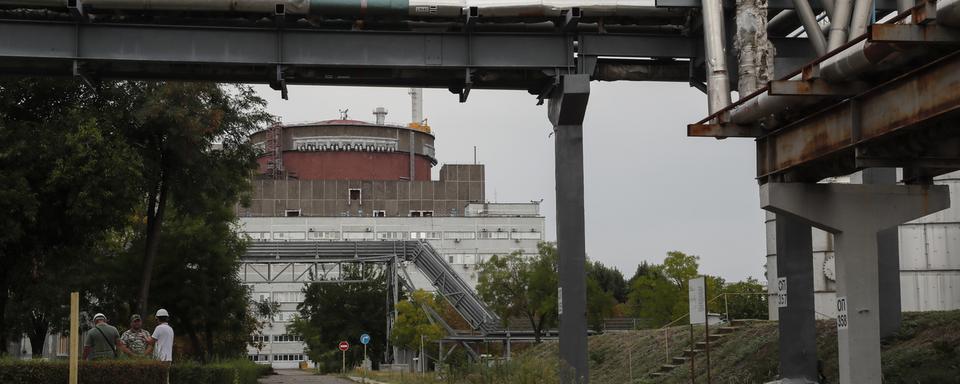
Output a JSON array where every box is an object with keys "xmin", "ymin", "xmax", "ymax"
[{"xmin": 251, "ymin": 81, "xmax": 767, "ymax": 283}]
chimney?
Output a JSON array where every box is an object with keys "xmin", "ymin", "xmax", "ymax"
[
  {"xmin": 373, "ymin": 107, "xmax": 388, "ymax": 125},
  {"xmin": 408, "ymin": 88, "xmax": 423, "ymax": 124}
]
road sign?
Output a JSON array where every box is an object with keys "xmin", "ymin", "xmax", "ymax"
[
  {"xmin": 338, "ymin": 341, "xmax": 349, "ymax": 351},
  {"xmin": 360, "ymin": 333, "xmax": 370, "ymax": 345},
  {"xmin": 688, "ymin": 276, "xmax": 706, "ymax": 325}
]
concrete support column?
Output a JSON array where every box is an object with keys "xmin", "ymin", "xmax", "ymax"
[
  {"xmin": 859, "ymin": 168, "xmax": 902, "ymax": 337},
  {"xmin": 761, "ymin": 183, "xmax": 949, "ymax": 384},
  {"xmin": 775, "ymin": 214, "xmax": 818, "ymax": 383},
  {"xmin": 548, "ymin": 74, "xmax": 590, "ymax": 384}
]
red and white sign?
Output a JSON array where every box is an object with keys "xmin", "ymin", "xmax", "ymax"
[{"xmin": 338, "ymin": 341, "xmax": 349, "ymax": 351}]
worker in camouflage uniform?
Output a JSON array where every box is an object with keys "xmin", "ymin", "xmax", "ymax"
[{"xmin": 120, "ymin": 314, "xmax": 153, "ymax": 357}]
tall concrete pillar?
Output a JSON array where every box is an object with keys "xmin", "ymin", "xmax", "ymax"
[
  {"xmin": 858, "ymin": 168, "xmax": 902, "ymax": 337},
  {"xmin": 548, "ymin": 74, "xmax": 590, "ymax": 384},
  {"xmin": 761, "ymin": 183, "xmax": 949, "ymax": 384},
  {"xmin": 775, "ymin": 214, "xmax": 818, "ymax": 383}
]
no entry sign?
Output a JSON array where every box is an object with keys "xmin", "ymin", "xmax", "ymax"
[{"xmin": 338, "ymin": 341, "xmax": 349, "ymax": 351}]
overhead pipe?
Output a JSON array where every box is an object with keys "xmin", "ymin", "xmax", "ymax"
[
  {"xmin": 897, "ymin": 0, "xmax": 914, "ymax": 13},
  {"xmin": 735, "ymin": 0, "xmax": 776, "ymax": 94},
  {"xmin": 768, "ymin": 0, "xmax": 833, "ymax": 34},
  {"xmin": 792, "ymin": 0, "xmax": 828, "ymax": 55},
  {"xmin": 701, "ymin": 0, "xmax": 732, "ymax": 114},
  {"xmin": 730, "ymin": 0, "xmax": 960, "ymax": 126},
  {"xmin": 849, "ymin": 0, "xmax": 875, "ymax": 38},
  {"xmin": 827, "ymin": 0, "xmax": 855, "ymax": 49},
  {"xmin": 942, "ymin": 0, "xmax": 960, "ymax": 27},
  {"xmin": 0, "ymin": 0, "xmax": 679, "ymax": 21}
]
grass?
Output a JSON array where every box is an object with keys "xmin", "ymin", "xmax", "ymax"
[{"xmin": 366, "ymin": 310, "xmax": 960, "ymax": 384}]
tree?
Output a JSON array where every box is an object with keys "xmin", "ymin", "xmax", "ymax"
[
  {"xmin": 104, "ymin": 82, "xmax": 273, "ymax": 316},
  {"xmin": 389, "ymin": 290, "xmax": 444, "ymax": 352},
  {"xmin": 290, "ymin": 266, "xmax": 388, "ymax": 372},
  {"xmin": 626, "ymin": 265, "xmax": 683, "ymax": 326},
  {"xmin": 476, "ymin": 242, "xmax": 558, "ymax": 343},
  {"xmin": 662, "ymin": 251, "xmax": 700, "ymax": 289},
  {"xmin": 586, "ymin": 276, "xmax": 617, "ymax": 332},
  {"xmin": 1, "ymin": 79, "xmax": 271, "ymax": 360},
  {"xmin": 721, "ymin": 277, "xmax": 767, "ymax": 320},
  {"xmin": 587, "ymin": 261, "xmax": 628, "ymax": 303},
  {"xmin": 0, "ymin": 78, "xmax": 142, "ymax": 356}
]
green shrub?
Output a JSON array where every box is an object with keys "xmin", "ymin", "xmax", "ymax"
[
  {"xmin": 170, "ymin": 359, "xmax": 270, "ymax": 384},
  {"xmin": 0, "ymin": 359, "xmax": 167, "ymax": 384},
  {"xmin": 0, "ymin": 358, "xmax": 270, "ymax": 384}
]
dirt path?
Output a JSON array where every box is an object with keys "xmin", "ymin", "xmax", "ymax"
[{"xmin": 258, "ymin": 369, "xmax": 355, "ymax": 384}]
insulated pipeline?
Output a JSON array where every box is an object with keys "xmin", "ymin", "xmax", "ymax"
[
  {"xmin": 729, "ymin": 0, "xmax": 960, "ymax": 126},
  {"xmin": 0, "ymin": 0, "xmax": 673, "ymax": 20}
]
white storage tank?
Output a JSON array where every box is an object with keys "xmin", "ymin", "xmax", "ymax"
[{"xmin": 899, "ymin": 172, "xmax": 960, "ymax": 311}]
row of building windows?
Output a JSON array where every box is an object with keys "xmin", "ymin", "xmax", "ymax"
[
  {"xmin": 248, "ymin": 230, "xmax": 541, "ymax": 241},
  {"xmin": 248, "ymin": 354, "xmax": 305, "ymax": 362},
  {"xmin": 273, "ymin": 334, "xmax": 303, "ymax": 343},
  {"xmin": 286, "ymin": 209, "xmax": 438, "ymax": 218}
]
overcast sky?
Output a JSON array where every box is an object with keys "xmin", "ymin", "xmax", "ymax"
[{"xmin": 252, "ymin": 81, "xmax": 766, "ymax": 283}]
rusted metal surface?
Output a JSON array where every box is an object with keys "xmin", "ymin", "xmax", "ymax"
[
  {"xmin": 687, "ymin": 122, "xmax": 763, "ymax": 137},
  {"xmin": 757, "ymin": 51, "xmax": 960, "ymax": 180},
  {"xmin": 869, "ymin": 23, "xmax": 960, "ymax": 44},
  {"xmin": 768, "ymin": 79, "xmax": 870, "ymax": 96}
]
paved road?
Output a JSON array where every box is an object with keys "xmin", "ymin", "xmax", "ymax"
[{"xmin": 258, "ymin": 369, "xmax": 355, "ymax": 384}]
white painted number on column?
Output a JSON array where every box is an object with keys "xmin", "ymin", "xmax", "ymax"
[
  {"xmin": 836, "ymin": 297, "xmax": 848, "ymax": 330},
  {"xmin": 777, "ymin": 277, "xmax": 788, "ymax": 308},
  {"xmin": 557, "ymin": 287, "xmax": 563, "ymax": 315}
]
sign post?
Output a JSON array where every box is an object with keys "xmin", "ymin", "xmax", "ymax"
[
  {"xmin": 360, "ymin": 333, "xmax": 370, "ymax": 383},
  {"xmin": 689, "ymin": 277, "xmax": 709, "ymax": 383},
  {"xmin": 69, "ymin": 292, "xmax": 79, "ymax": 384},
  {"xmin": 339, "ymin": 341, "xmax": 350, "ymax": 374}
]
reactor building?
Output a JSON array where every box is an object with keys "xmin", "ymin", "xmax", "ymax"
[{"xmin": 238, "ymin": 93, "xmax": 544, "ymax": 368}]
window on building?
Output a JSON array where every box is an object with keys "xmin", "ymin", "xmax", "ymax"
[
  {"xmin": 308, "ymin": 231, "xmax": 340, "ymax": 240},
  {"xmin": 285, "ymin": 209, "xmax": 301, "ymax": 217},
  {"xmin": 512, "ymin": 231, "xmax": 542, "ymax": 240},
  {"xmin": 248, "ymin": 354, "xmax": 268, "ymax": 362},
  {"xmin": 373, "ymin": 210, "xmax": 386, "ymax": 217},
  {"xmin": 349, "ymin": 188, "xmax": 362, "ymax": 205},
  {"xmin": 251, "ymin": 334, "xmax": 270, "ymax": 344},
  {"xmin": 410, "ymin": 231, "xmax": 442, "ymax": 240},
  {"xmin": 409, "ymin": 210, "xmax": 434, "ymax": 217},
  {"xmin": 478, "ymin": 231, "xmax": 510, "ymax": 239},
  {"xmin": 274, "ymin": 334, "xmax": 303, "ymax": 343},
  {"xmin": 444, "ymin": 231, "xmax": 476, "ymax": 240},
  {"xmin": 377, "ymin": 231, "xmax": 405, "ymax": 240},
  {"xmin": 273, "ymin": 291, "xmax": 304, "ymax": 303},
  {"xmin": 343, "ymin": 232, "xmax": 375, "ymax": 240}
]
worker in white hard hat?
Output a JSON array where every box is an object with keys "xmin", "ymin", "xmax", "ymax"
[
  {"xmin": 82, "ymin": 313, "xmax": 126, "ymax": 360},
  {"xmin": 148, "ymin": 308, "xmax": 175, "ymax": 363}
]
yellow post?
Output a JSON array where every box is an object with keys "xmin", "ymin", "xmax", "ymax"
[{"xmin": 69, "ymin": 292, "xmax": 79, "ymax": 384}]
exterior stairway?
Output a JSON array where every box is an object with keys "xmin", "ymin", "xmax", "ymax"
[
  {"xmin": 648, "ymin": 322, "xmax": 743, "ymax": 379},
  {"xmin": 245, "ymin": 240, "xmax": 501, "ymax": 334}
]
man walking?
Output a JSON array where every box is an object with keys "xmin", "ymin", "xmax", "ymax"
[
  {"xmin": 120, "ymin": 314, "xmax": 153, "ymax": 357},
  {"xmin": 82, "ymin": 313, "xmax": 125, "ymax": 360},
  {"xmin": 150, "ymin": 308, "xmax": 174, "ymax": 362}
]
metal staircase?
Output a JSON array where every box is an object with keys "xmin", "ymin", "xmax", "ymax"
[{"xmin": 243, "ymin": 240, "xmax": 501, "ymax": 334}]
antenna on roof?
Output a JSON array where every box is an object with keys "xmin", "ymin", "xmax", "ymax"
[{"xmin": 338, "ymin": 109, "xmax": 349, "ymax": 120}]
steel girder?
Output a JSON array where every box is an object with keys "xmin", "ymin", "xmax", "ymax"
[
  {"xmin": 756, "ymin": 51, "xmax": 960, "ymax": 182},
  {"xmin": 0, "ymin": 18, "xmax": 816, "ymax": 89},
  {"xmin": 655, "ymin": 0, "xmax": 899, "ymax": 11}
]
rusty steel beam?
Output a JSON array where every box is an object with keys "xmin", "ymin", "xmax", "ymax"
[
  {"xmin": 869, "ymin": 23, "xmax": 960, "ymax": 44},
  {"xmin": 757, "ymin": 51, "xmax": 960, "ymax": 181},
  {"xmin": 768, "ymin": 79, "xmax": 871, "ymax": 96}
]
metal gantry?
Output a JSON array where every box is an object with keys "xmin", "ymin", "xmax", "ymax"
[{"xmin": 687, "ymin": 0, "xmax": 960, "ymax": 383}]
